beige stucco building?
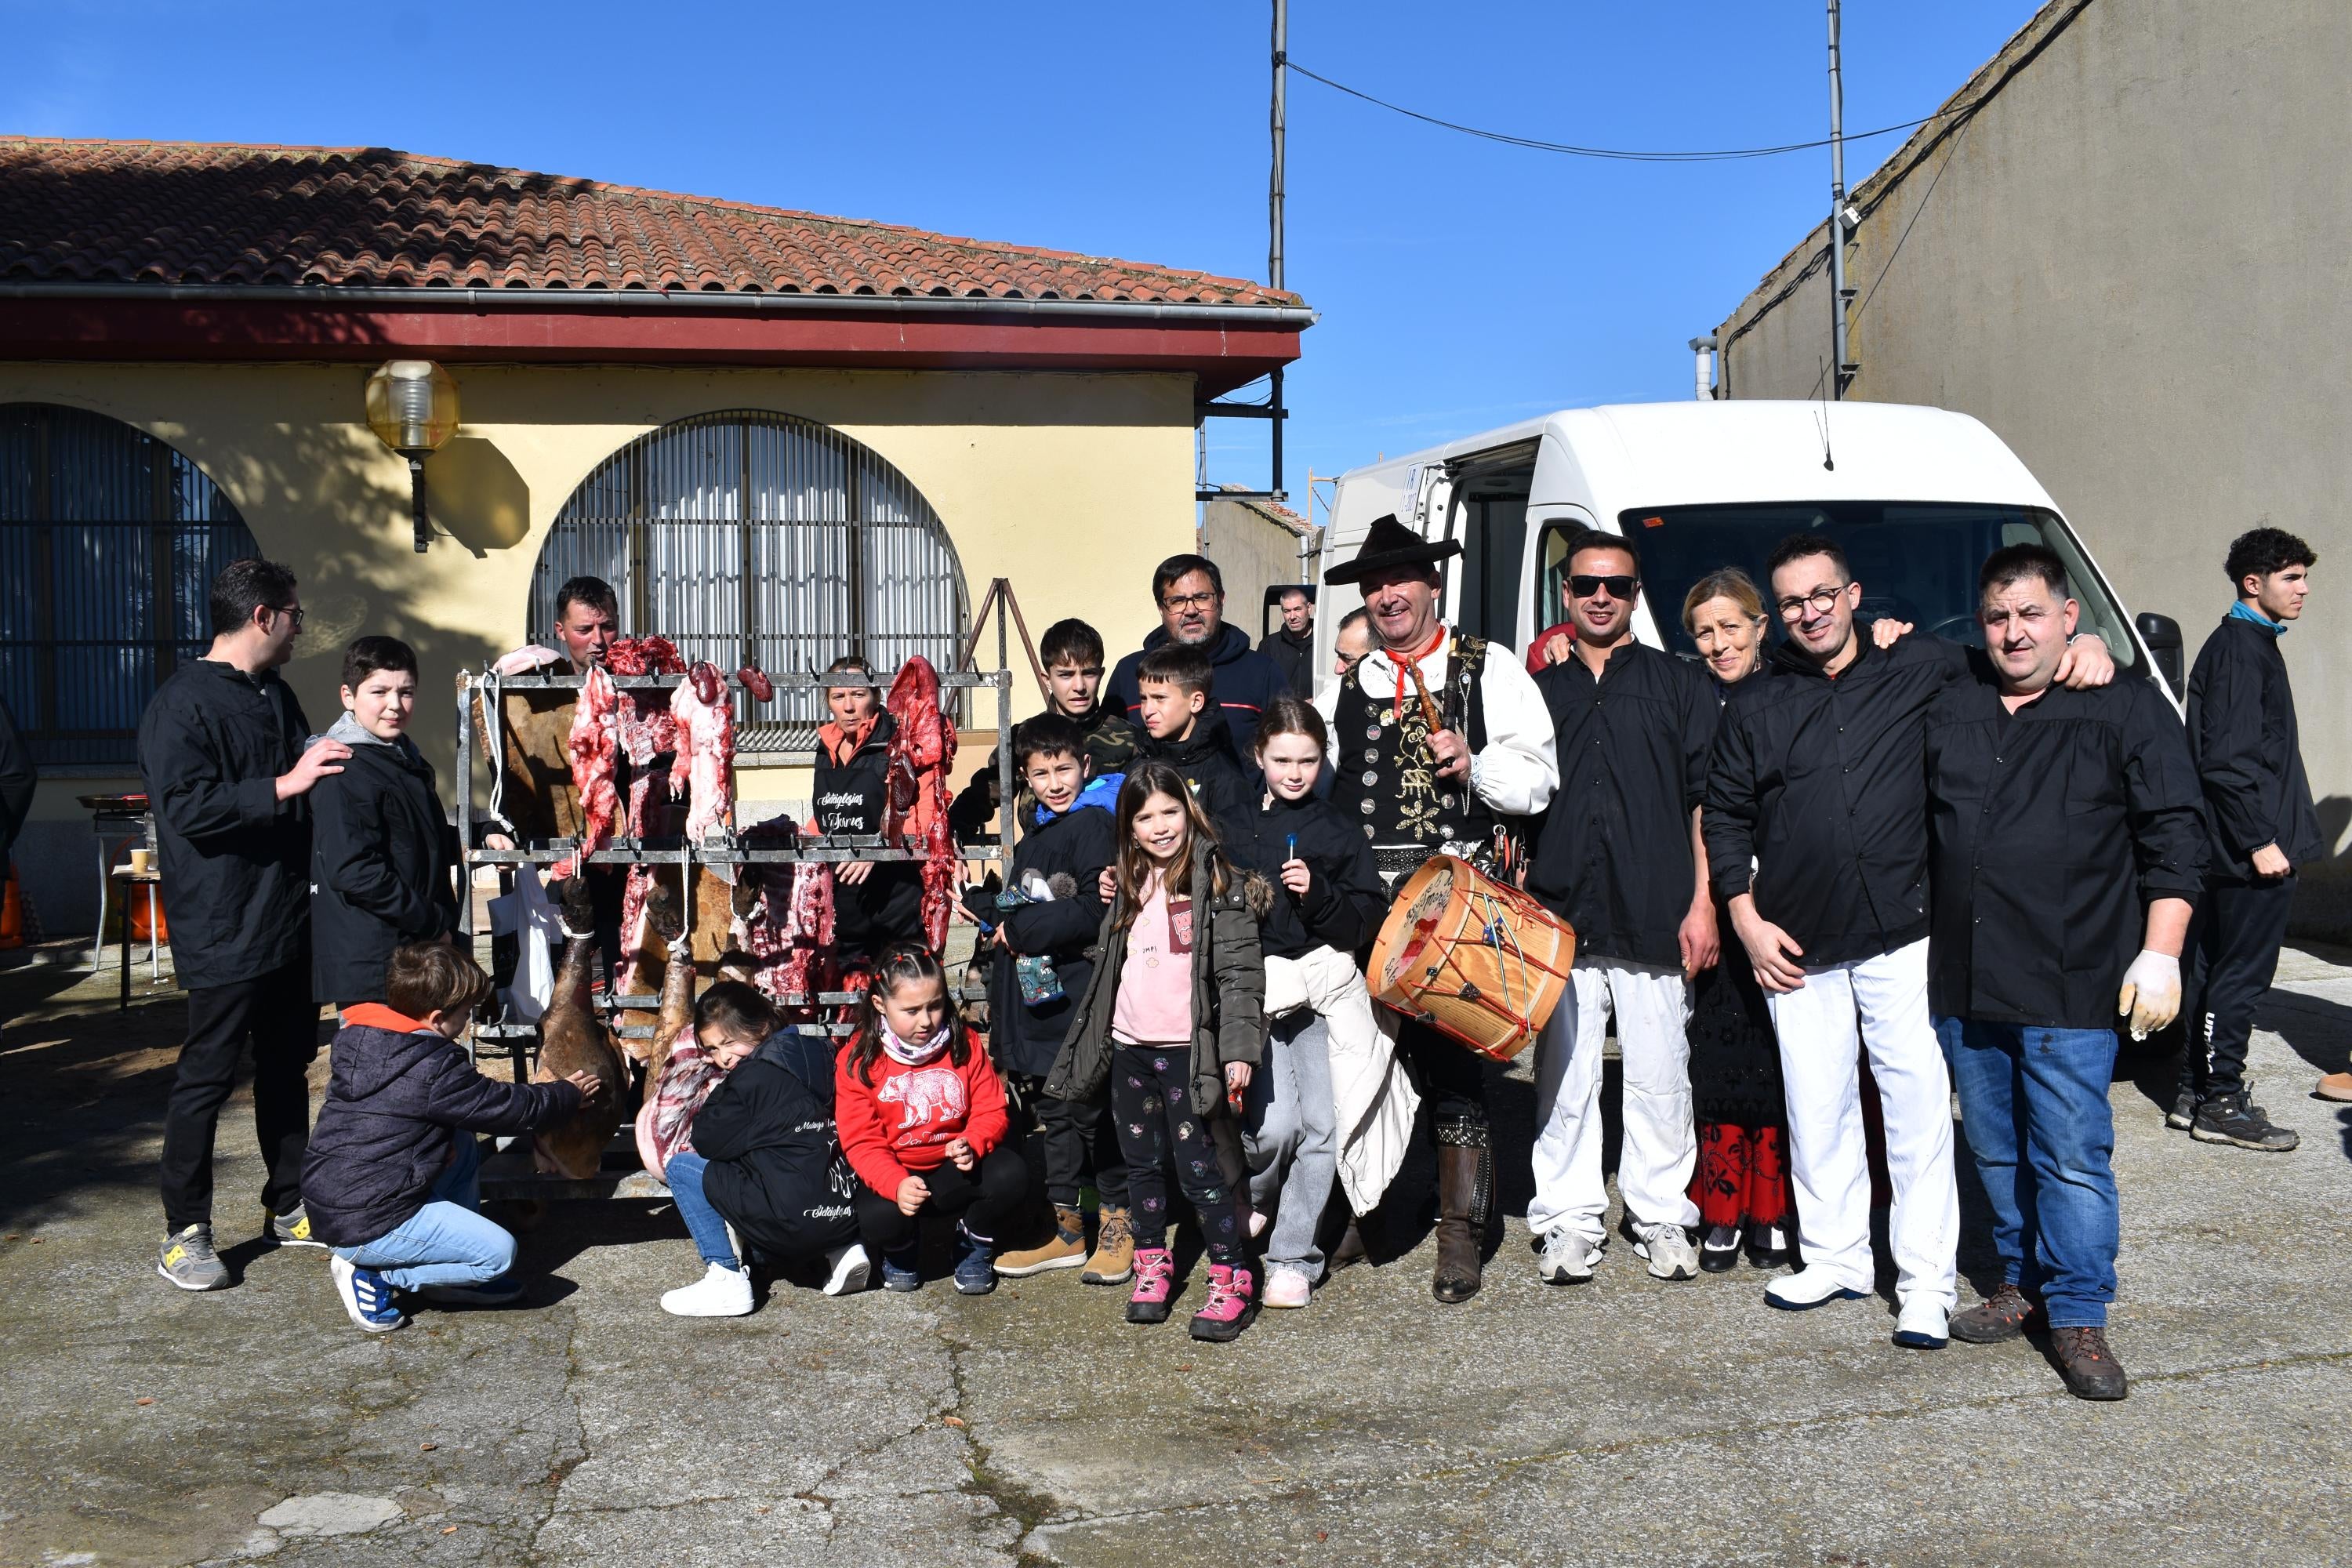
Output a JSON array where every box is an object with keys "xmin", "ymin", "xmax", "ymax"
[{"xmin": 0, "ymin": 140, "xmax": 1308, "ymax": 933}]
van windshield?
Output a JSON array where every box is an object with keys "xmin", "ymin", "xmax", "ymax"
[{"xmin": 1555, "ymin": 502, "xmax": 2139, "ymax": 672}]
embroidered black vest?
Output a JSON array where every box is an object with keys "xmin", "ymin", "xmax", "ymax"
[{"xmin": 1327, "ymin": 631, "xmax": 1495, "ymax": 854}]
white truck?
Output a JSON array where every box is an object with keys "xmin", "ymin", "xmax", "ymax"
[{"xmin": 1315, "ymin": 400, "xmax": 2183, "ymax": 700}]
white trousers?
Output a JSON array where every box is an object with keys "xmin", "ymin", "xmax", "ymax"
[
  {"xmin": 1763, "ymin": 937, "xmax": 1958, "ymax": 1310},
  {"xmin": 1527, "ymin": 957, "xmax": 1699, "ymax": 1242}
]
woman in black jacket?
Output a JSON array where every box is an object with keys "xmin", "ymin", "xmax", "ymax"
[
  {"xmin": 1224, "ymin": 698, "xmax": 1392, "ymax": 1309},
  {"xmin": 813, "ymin": 657, "xmax": 925, "ymax": 958},
  {"xmin": 310, "ymin": 638, "xmax": 459, "ymax": 1008}
]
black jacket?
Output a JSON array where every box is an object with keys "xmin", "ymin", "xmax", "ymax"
[
  {"xmin": 811, "ymin": 713, "xmax": 924, "ymax": 950},
  {"xmin": 137, "ymin": 659, "xmax": 314, "ymax": 988},
  {"xmin": 1223, "ymin": 786, "xmax": 1385, "ymax": 960},
  {"xmin": 1704, "ymin": 630, "xmax": 1967, "ymax": 967},
  {"xmin": 1138, "ymin": 710, "xmax": 1252, "ymax": 835},
  {"xmin": 695, "ymin": 1028, "xmax": 858, "ymax": 1261},
  {"xmin": 1263, "ymin": 623, "xmax": 1317, "ymax": 699},
  {"xmin": 1105, "ymin": 623, "xmax": 1292, "ymax": 771},
  {"xmin": 0, "ymin": 695, "xmax": 32, "ymax": 862},
  {"xmin": 309, "ymin": 718, "xmax": 460, "ymax": 1005},
  {"xmin": 1530, "ymin": 644, "xmax": 1719, "ymax": 967},
  {"xmin": 989, "ymin": 801, "xmax": 1116, "ymax": 1079},
  {"xmin": 302, "ymin": 1016, "xmax": 582, "ymax": 1247},
  {"xmin": 1924, "ymin": 663, "xmax": 2207, "ymax": 1029},
  {"xmin": 2187, "ymin": 615, "xmax": 2324, "ymax": 880}
]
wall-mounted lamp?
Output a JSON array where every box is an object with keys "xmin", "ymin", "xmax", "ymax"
[{"xmin": 365, "ymin": 360, "xmax": 460, "ymax": 553}]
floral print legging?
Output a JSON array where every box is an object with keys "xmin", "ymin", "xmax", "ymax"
[{"xmin": 1110, "ymin": 1044, "xmax": 1243, "ymax": 1265}]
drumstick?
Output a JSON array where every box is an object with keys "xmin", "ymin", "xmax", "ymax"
[{"xmin": 1401, "ymin": 659, "xmax": 1445, "ymax": 735}]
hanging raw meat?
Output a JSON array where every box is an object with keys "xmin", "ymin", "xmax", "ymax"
[
  {"xmin": 726, "ymin": 819, "xmax": 835, "ymax": 1015},
  {"xmin": 669, "ymin": 661, "xmax": 735, "ymax": 843},
  {"xmin": 532, "ymin": 873, "xmax": 630, "ymax": 1178},
  {"xmin": 606, "ymin": 637, "xmax": 686, "ymax": 840},
  {"xmin": 737, "ymin": 665, "xmax": 774, "ymax": 702},
  {"xmin": 552, "ymin": 662, "xmax": 620, "ymax": 881},
  {"xmin": 612, "ymin": 869, "xmax": 681, "ymax": 1030},
  {"xmin": 882, "ymin": 655, "xmax": 957, "ymax": 953}
]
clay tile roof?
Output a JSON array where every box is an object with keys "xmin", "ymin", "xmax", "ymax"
[{"xmin": 0, "ymin": 138, "xmax": 1305, "ymax": 309}]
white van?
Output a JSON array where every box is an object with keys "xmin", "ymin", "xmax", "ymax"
[{"xmin": 1316, "ymin": 401, "xmax": 2183, "ymax": 701}]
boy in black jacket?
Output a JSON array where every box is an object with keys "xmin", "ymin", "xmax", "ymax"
[
  {"xmin": 1040, "ymin": 618, "xmax": 1139, "ymax": 775},
  {"xmin": 305, "ymin": 943, "xmax": 597, "ymax": 1333},
  {"xmin": 1132, "ymin": 642, "xmax": 1249, "ymax": 833},
  {"xmin": 982, "ymin": 715, "xmax": 1127, "ymax": 1282},
  {"xmin": 310, "ymin": 637, "xmax": 459, "ymax": 1009},
  {"xmin": 2178, "ymin": 527, "xmax": 2322, "ymax": 1149}
]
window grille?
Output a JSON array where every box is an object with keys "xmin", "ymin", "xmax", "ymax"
[
  {"xmin": 529, "ymin": 411, "xmax": 967, "ymax": 752},
  {"xmin": 0, "ymin": 404, "xmax": 260, "ymax": 771}
]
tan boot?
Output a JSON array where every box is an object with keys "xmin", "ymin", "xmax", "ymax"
[
  {"xmin": 993, "ymin": 1205, "xmax": 1087, "ymax": 1278},
  {"xmin": 1082, "ymin": 1205, "xmax": 1134, "ymax": 1285}
]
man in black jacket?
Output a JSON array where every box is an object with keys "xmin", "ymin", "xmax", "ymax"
[
  {"xmin": 1104, "ymin": 554, "xmax": 1291, "ymax": 771},
  {"xmin": 1926, "ymin": 545, "xmax": 2205, "ymax": 1400},
  {"xmin": 310, "ymin": 637, "xmax": 459, "ymax": 1008},
  {"xmin": 1705, "ymin": 533, "xmax": 2112, "ymax": 1348},
  {"xmin": 983, "ymin": 715, "xmax": 1124, "ymax": 1281},
  {"xmin": 1262, "ymin": 585, "xmax": 1318, "ymax": 698},
  {"xmin": 140, "ymin": 558, "xmax": 350, "ymax": 1290},
  {"xmin": 2176, "ymin": 527, "xmax": 2322, "ymax": 1149},
  {"xmin": 1526, "ymin": 531, "xmax": 1719, "ymax": 1286}
]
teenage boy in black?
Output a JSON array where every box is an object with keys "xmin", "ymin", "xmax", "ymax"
[
  {"xmin": 1131, "ymin": 642, "xmax": 1249, "ymax": 831},
  {"xmin": 2176, "ymin": 527, "xmax": 2321, "ymax": 1149},
  {"xmin": 1926, "ymin": 545, "xmax": 2205, "ymax": 1400},
  {"xmin": 981, "ymin": 715, "xmax": 1128, "ymax": 1282},
  {"xmin": 1039, "ymin": 618, "xmax": 1138, "ymax": 776},
  {"xmin": 141, "ymin": 558, "xmax": 350, "ymax": 1290}
]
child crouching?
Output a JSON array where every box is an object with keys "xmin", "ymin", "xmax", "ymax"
[
  {"xmin": 303, "ymin": 942, "xmax": 600, "ymax": 1333},
  {"xmin": 837, "ymin": 946, "xmax": 1025, "ymax": 1295},
  {"xmin": 1044, "ymin": 760, "xmax": 1266, "ymax": 1341}
]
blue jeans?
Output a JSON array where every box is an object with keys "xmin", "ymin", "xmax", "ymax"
[
  {"xmin": 333, "ymin": 1134, "xmax": 517, "ymax": 1291},
  {"xmin": 665, "ymin": 1149, "xmax": 740, "ymax": 1269},
  {"xmin": 1243, "ymin": 1011, "xmax": 1337, "ymax": 1278},
  {"xmin": 1936, "ymin": 1017, "xmax": 2119, "ymax": 1328}
]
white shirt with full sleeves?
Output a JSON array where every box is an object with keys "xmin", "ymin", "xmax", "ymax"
[{"xmin": 1312, "ymin": 633, "xmax": 1559, "ymax": 817}]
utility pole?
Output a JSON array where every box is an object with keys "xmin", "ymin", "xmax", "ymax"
[
  {"xmin": 1827, "ymin": 0, "xmax": 1856, "ymax": 397},
  {"xmin": 1269, "ymin": 0, "xmax": 1288, "ymax": 493}
]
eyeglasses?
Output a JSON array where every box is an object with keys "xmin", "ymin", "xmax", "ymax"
[
  {"xmin": 268, "ymin": 604, "xmax": 306, "ymax": 630},
  {"xmin": 1775, "ymin": 586, "xmax": 1849, "ymax": 620},
  {"xmin": 1162, "ymin": 591, "xmax": 1221, "ymax": 612},
  {"xmin": 1568, "ymin": 574, "xmax": 1638, "ymax": 601}
]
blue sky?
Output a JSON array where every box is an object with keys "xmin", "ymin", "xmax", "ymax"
[{"xmin": 7, "ymin": 1, "xmax": 2041, "ymax": 521}]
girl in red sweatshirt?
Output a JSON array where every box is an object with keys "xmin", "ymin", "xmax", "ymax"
[{"xmin": 835, "ymin": 945, "xmax": 1024, "ymax": 1295}]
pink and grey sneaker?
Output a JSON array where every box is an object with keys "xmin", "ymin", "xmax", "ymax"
[
  {"xmin": 1188, "ymin": 1263, "xmax": 1257, "ymax": 1343},
  {"xmin": 1126, "ymin": 1246, "xmax": 1175, "ymax": 1325}
]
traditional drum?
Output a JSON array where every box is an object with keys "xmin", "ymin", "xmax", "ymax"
[{"xmin": 1367, "ymin": 855, "xmax": 1574, "ymax": 1062}]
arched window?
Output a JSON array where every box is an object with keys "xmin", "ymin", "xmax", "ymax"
[
  {"xmin": 0, "ymin": 404, "xmax": 259, "ymax": 771},
  {"xmin": 530, "ymin": 411, "xmax": 967, "ymax": 751}
]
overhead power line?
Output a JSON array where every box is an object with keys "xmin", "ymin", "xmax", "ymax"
[{"xmin": 1283, "ymin": 58, "xmax": 1947, "ymax": 162}]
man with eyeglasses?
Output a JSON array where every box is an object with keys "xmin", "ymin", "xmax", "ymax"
[
  {"xmin": 140, "ymin": 557, "xmax": 350, "ymax": 1291},
  {"xmin": 1523, "ymin": 529, "xmax": 1718, "ymax": 1286},
  {"xmin": 1102, "ymin": 554, "xmax": 1293, "ymax": 771},
  {"xmin": 1704, "ymin": 532, "xmax": 2113, "ymax": 1350}
]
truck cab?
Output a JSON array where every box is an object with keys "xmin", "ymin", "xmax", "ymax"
[{"xmin": 1317, "ymin": 401, "xmax": 2181, "ymax": 701}]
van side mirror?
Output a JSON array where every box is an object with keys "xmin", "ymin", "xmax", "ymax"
[{"xmin": 2136, "ymin": 612, "xmax": 2184, "ymax": 692}]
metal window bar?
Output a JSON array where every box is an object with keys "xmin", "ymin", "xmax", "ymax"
[
  {"xmin": 0, "ymin": 404, "xmax": 257, "ymax": 770},
  {"xmin": 529, "ymin": 412, "xmax": 968, "ymax": 754}
]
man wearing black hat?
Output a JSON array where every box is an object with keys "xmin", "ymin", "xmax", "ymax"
[{"xmin": 1315, "ymin": 514, "xmax": 1559, "ymax": 1303}]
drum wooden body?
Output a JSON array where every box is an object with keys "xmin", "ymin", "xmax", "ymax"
[{"xmin": 1367, "ymin": 855, "xmax": 1575, "ymax": 1062}]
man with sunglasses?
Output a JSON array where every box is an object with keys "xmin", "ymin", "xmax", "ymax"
[
  {"xmin": 140, "ymin": 557, "xmax": 349, "ymax": 1291},
  {"xmin": 1524, "ymin": 530, "xmax": 1719, "ymax": 1285},
  {"xmin": 1102, "ymin": 554, "xmax": 1293, "ymax": 771},
  {"xmin": 1704, "ymin": 532, "xmax": 2113, "ymax": 1350}
]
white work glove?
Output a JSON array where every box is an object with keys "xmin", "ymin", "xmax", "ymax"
[{"xmin": 2117, "ymin": 949, "xmax": 2181, "ymax": 1041}]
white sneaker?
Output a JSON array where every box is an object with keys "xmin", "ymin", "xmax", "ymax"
[
  {"xmin": 1261, "ymin": 1265, "xmax": 1312, "ymax": 1309},
  {"xmin": 662, "ymin": 1261, "xmax": 754, "ymax": 1318},
  {"xmin": 1893, "ymin": 1294, "xmax": 1949, "ymax": 1348},
  {"xmin": 1632, "ymin": 1221, "xmax": 1700, "ymax": 1281},
  {"xmin": 1764, "ymin": 1265, "xmax": 1868, "ymax": 1311},
  {"xmin": 1536, "ymin": 1228, "xmax": 1601, "ymax": 1284},
  {"xmin": 822, "ymin": 1243, "xmax": 871, "ymax": 1297}
]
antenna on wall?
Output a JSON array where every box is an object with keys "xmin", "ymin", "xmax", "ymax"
[{"xmin": 1827, "ymin": 0, "xmax": 1858, "ymax": 397}]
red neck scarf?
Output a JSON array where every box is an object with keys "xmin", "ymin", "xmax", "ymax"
[{"xmin": 1385, "ymin": 624, "xmax": 1447, "ymax": 723}]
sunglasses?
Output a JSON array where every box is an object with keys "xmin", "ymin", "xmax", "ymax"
[{"xmin": 1569, "ymin": 575, "xmax": 1638, "ymax": 601}]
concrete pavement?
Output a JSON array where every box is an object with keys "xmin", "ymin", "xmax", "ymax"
[{"xmin": 2, "ymin": 945, "xmax": 2349, "ymax": 1566}]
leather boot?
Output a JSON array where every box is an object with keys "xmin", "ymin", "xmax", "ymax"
[
  {"xmin": 1431, "ymin": 1118, "xmax": 1492, "ymax": 1304},
  {"xmin": 1328, "ymin": 1218, "xmax": 1369, "ymax": 1272}
]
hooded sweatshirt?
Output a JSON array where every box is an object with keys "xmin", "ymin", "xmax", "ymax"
[
  {"xmin": 309, "ymin": 711, "xmax": 460, "ymax": 1004},
  {"xmin": 1104, "ymin": 622, "xmax": 1292, "ymax": 771}
]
